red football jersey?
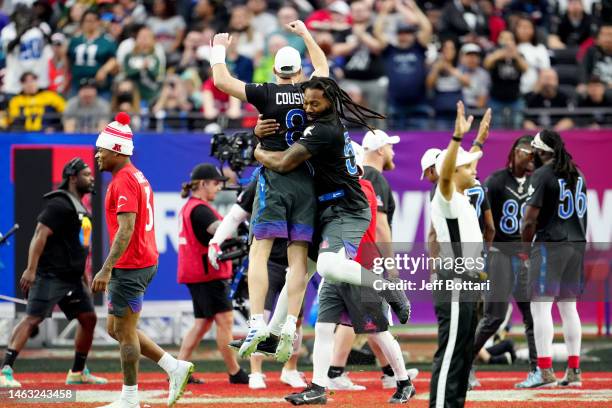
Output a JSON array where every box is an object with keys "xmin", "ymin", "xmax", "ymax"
[
  {"xmin": 105, "ymin": 163, "xmax": 158, "ymax": 269},
  {"xmin": 355, "ymin": 179, "xmax": 379, "ymax": 269}
]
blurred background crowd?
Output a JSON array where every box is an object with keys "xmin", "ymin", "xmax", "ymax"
[{"xmin": 0, "ymin": 0, "xmax": 611, "ymax": 132}]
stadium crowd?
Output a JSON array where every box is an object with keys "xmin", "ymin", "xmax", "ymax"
[{"xmin": 0, "ymin": 0, "xmax": 611, "ymax": 132}]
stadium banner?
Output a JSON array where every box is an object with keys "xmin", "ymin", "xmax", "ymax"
[{"xmin": 1, "ymin": 130, "xmax": 611, "ymax": 324}]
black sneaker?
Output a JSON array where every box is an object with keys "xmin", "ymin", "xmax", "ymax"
[
  {"xmin": 229, "ymin": 334, "xmax": 279, "ymax": 356},
  {"xmin": 382, "ymin": 278, "xmax": 411, "ymax": 324},
  {"xmin": 388, "ymin": 381, "xmax": 416, "ymax": 404},
  {"xmin": 285, "ymin": 383, "xmax": 327, "ymax": 405},
  {"xmin": 229, "ymin": 368, "xmax": 249, "ymax": 384},
  {"xmin": 188, "ymin": 374, "xmax": 205, "ymax": 384}
]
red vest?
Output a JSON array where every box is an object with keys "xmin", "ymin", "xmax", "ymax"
[{"xmin": 177, "ymin": 197, "xmax": 232, "ymax": 284}]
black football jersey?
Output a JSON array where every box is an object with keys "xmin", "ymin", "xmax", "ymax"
[
  {"xmin": 485, "ymin": 168, "xmax": 531, "ymax": 243},
  {"xmin": 525, "ymin": 163, "xmax": 588, "ymax": 242},
  {"xmin": 464, "ymin": 181, "xmax": 490, "ymax": 234},
  {"xmin": 296, "ymin": 116, "xmax": 368, "ymax": 211},
  {"xmin": 245, "ymin": 83, "xmax": 307, "ymax": 152}
]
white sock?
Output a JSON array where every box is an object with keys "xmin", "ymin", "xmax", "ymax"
[
  {"xmin": 250, "ymin": 314, "xmax": 266, "ymax": 329},
  {"xmin": 157, "ymin": 352, "xmax": 179, "ymax": 374},
  {"xmin": 293, "ymin": 325, "xmax": 303, "ymax": 354},
  {"xmin": 120, "ymin": 384, "xmax": 138, "ymax": 404},
  {"xmin": 531, "ymin": 301, "xmax": 554, "ymax": 358},
  {"xmin": 370, "ymin": 331, "xmax": 408, "ymax": 381},
  {"xmin": 557, "ymin": 301, "xmax": 582, "ymax": 356},
  {"xmin": 312, "ymin": 322, "xmax": 335, "ymax": 388}
]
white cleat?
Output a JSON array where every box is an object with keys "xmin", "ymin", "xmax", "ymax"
[
  {"xmin": 280, "ymin": 368, "xmax": 307, "ymax": 388},
  {"xmin": 328, "ymin": 372, "xmax": 366, "ymax": 391},
  {"xmin": 275, "ymin": 320, "xmax": 296, "ymax": 363},
  {"xmin": 167, "ymin": 360, "xmax": 194, "ymax": 406},
  {"xmin": 0, "ymin": 366, "xmax": 21, "ymax": 388},
  {"xmin": 239, "ymin": 325, "xmax": 270, "ymax": 359},
  {"xmin": 381, "ymin": 373, "xmax": 396, "ymax": 389},
  {"xmin": 96, "ymin": 400, "xmax": 140, "ymax": 408},
  {"xmin": 407, "ymin": 368, "xmax": 419, "ymax": 381},
  {"xmin": 249, "ymin": 372, "xmax": 267, "ymax": 389}
]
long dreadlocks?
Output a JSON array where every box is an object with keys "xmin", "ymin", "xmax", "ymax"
[
  {"xmin": 300, "ymin": 77, "xmax": 385, "ymax": 131},
  {"xmin": 539, "ymin": 129, "xmax": 580, "ymax": 189},
  {"xmin": 506, "ymin": 134, "xmax": 534, "ymax": 173}
]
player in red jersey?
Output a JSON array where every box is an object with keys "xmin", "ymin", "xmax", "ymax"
[{"xmin": 91, "ymin": 113, "xmax": 193, "ymax": 408}]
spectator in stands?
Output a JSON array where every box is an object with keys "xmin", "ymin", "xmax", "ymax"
[
  {"xmin": 247, "ymin": 0, "xmax": 278, "ymax": 37},
  {"xmin": 116, "ymin": 23, "xmax": 166, "ymax": 76},
  {"xmin": 305, "ymin": 0, "xmax": 352, "ymax": 32},
  {"xmin": 378, "ymin": 0, "xmax": 433, "ymax": 129},
  {"xmin": 202, "ymin": 68, "xmax": 242, "ymax": 121},
  {"xmin": 181, "ymin": 68, "xmax": 204, "ymax": 111},
  {"xmin": 122, "ymin": 26, "xmax": 166, "ymax": 106},
  {"xmin": 479, "ymin": 0, "xmax": 506, "ymax": 44},
  {"xmin": 334, "ymin": 1, "xmax": 388, "ymax": 127},
  {"xmin": 427, "ymin": 39, "xmax": 470, "ymax": 128},
  {"xmin": 508, "ymin": 0, "xmax": 549, "ymax": 29},
  {"xmin": 524, "ymin": 68, "xmax": 574, "ymax": 130},
  {"xmin": 549, "ymin": 0, "xmax": 593, "ymax": 48},
  {"xmin": 147, "ymin": 0, "xmax": 187, "ymax": 62},
  {"xmin": 178, "ymin": 30, "xmax": 205, "ymax": 71},
  {"xmin": 110, "ymin": 79, "xmax": 142, "ymax": 130},
  {"xmin": 151, "ymin": 74, "xmax": 197, "ymax": 130},
  {"xmin": 579, "ymin": 23, "xmax": 612, "ymax": 89},
  {"xmin": 576, "ymin": 75, "xmax": 612, "ymax": 127},
  {"xmin": 1, "ymin": 4, "xmax": 52, "ymax": 95},
  {"xmin": 118, "ymin": 0, "xmax": 147, "ymax": 25},
  {"xmin": 63, "ymin": 78, "xmax": 111, "ymax": 133},
  {"xmin": 58, "ymin": 1, "xmax": 87, "ymax": 38},
  {"xmin": 8, "ymin": 72, "xmax": 65, "ymax": 132},
  {"xmin": 227, "ymin": 6, "xmax": 264, "ymax": 62},
  {"xmin": 514, "ymin": 16, "xmax": 551, "ymax": 94},
  {"xmin": 438, "ymin": 0, "xmax": 489, "ymax": 43},
  {"xmin": 226, "ymin": 30, "xmax": 255, "ymax": 83},
  {"xmin": 253, "ymin": 34, "xmax": 288, "ymax": 83},
  {"xmin": 484, "ymin": 30, "xmax": 528, "ymax": 128},
  {"xmin": 68, "ymin": 9, "xmax": 117, "ymax": 97},
  {"xmin": 188, "ymin": 0, "xmax": 229, "ymax": 32},
  {"xmin": 48, "ymin": 33, "xmax": 71, "ymax": 97},
  {"xmin": 269, "ymin": 5, "xmax": 306, "ymax": 55},
  {"xmin": 459, "ymin": 43, "xmax": 490, "ymax": 108}
]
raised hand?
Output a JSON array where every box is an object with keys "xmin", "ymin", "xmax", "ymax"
[
  {"xmin": 285, "ymin": 20, "xmax": 308, "ymax": 37},
  {"xmin": 454, "ymin": 101, "xmax": 474, "ymax": 138},
  {"xmin": 212, "ymin": 33, "xmax": 232, "ymax": 48},
  {"xmin": 476, "ymin": 108, "xmax": 492, "ymax": 143}
]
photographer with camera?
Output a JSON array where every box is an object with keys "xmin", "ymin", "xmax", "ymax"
[{"xmin": 176, "ymin": 163, "xmax": 248, "ymax": 385}]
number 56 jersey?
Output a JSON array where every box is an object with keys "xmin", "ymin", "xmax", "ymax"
[
  {"xmin": 525, "ymin": 163, "xmax": 588, "ymax": 242},
  {"xmin": 105, "ymin": 163, "xmax": 159, "ymax": 268}
]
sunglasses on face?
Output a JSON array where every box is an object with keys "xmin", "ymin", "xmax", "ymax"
[{"xmin": 517, "ymin": 148, "xmax": 534, "ymax": 156}]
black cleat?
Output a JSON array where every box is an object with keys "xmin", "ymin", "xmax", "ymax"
[
  {"xmin": 285, "ymin": 384, "xmax": 327, "ymax": 405},
  {"xmin": 382, "ymin": 278, "xmax": 411, "ymax": 324},
  {"xmin": 388, "ymin": 380, "xmax": 416, "ymax": 404},
  {"xmin": 188, "ymin": 374, "xmax": 205, "ymax": 384},
  {"xmin": 229, "ymin": 368, "xmax": 249, "ymax": 384},
  {"xmin": 229, "ymin": 334, "xmax": 279, "ymax": 356}
]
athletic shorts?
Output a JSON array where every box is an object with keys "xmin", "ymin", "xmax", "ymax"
[
  {"xmin": 187, "ymin": 279, "xmax": 233, "ymax": 319},
  {"xmin": 26, "ymin": 275, "xmax": 94, "ymax": 320},
  {"xmin": 317, "ymin": 206, "xmax": 370, "ymax": 258},
  {"xmin": 528, "ymin": 243, "xmax": 585, "ymax": 300},
  {"xmin": 486, "ymin": 248, "xmax": 530, "ymax": 303},
  {"xmin": 250, "ymin": 167, "xmax": 316, "ymax": 243},
  {"xmin": 108, "ymin": 265, "xmax": 157, "ymax": 317},
  {"xmin": 317, "ymin": 280, "xmax": 389, "ymax": 334},
  {"xmin": 264, "ymin": 260, "xmax": 304, "ymax": 317}
]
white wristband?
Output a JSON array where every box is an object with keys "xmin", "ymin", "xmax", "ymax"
[{"xmin": 209, "ymin": 45, "xmax": 227, "ymax": 67}]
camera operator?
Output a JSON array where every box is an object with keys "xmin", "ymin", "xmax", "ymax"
[
  {"xmin": 209, "ymin": 180, "xmax": 307, "ymax": 390},
  {"xmin": 1, "ymin": 4, "xmax": 52, "ymax": 95},
  {"xmin": 176, "ymin": 163, "xmax": 248, "ymax": 385}
]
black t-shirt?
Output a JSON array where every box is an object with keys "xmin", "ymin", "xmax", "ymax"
[
  {"xmin": 485, "ymin": 168, "xmax": 531, "ymax": 243},
  {"xmin": 37, "ymin": 194, "xmax": 91, "ymax": 282},
  {"xmin": 336, "ymin": 26, "xmax": 385, "ymax": 80},
  {"xmin": 363, "ymin": 166, "xmax": 395, "ymax": 226},
  {"xmin": 297, "ymin": 116, "xmax": 368, "ymax": 211},
  {"xmin": 489, "ymin": 56, "xmax": 522, "ymax": 102},
  {"xmin": 576, "ymin": 94, "xmax": 612, "ymax": 126},
  {"xmin": 526, "ymin": 163, "xmax": 588, "ymax": 242},
  {"xmin": 245, "ymin": 82, "xmax": 307, "ymax": 152},
  {"xmin": 237, "ymin": 181, "xmax": 289, "ymax": 266},
  {"xmin": 525, "ymin": 91, "xmax": 571, "ymax": 127},
  {"xmin": 190, "ymin": 205, "xmax": 219, "ymax": 246}
]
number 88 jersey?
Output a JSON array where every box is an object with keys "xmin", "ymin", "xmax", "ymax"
[
  {"xmin": 105, "ymin": 163, "xmax": 159, "ymax": 268},
  {"xmin": 485, "ymin": 168, "xmax": 531, "ymax": 243}
]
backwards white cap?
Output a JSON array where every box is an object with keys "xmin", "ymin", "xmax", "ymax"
[
  {"xmin": 274, "ymin": 46, "xmax": 301, "ymax": 76},
  {"xmin": 362, "ymin": 129, "xmax": 400, "ymax": 151},
  {"xmin": 420, "ymin": 148, "xmax": 442, "ymax": 180}
]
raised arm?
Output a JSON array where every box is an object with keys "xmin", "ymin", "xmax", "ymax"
[
  {"xmin": 286, "ymin": 20, "xmax": 329, "ymax": 78},
  {"xmin": 211, "ymin": 33, "xmax": 247, "ymax": 102},
  {"xmin": 469, "ymin": 107, "xmax": 491, "ymax": 171},
  {"xmin": 439, "ymin": 101, "xmax": 474, "ymax": 201},
  {"xmin": 254, "ymin": 143, "xmax": 312, "ymax": 173}
]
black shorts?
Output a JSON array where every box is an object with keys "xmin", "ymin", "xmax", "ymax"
[
  {"xmin": 317, "ymin": 280, "xmax": 389, "ymax": 334},
  {"xmin": 529, "ymin": 243, "xmax": 585, "ymax": 300},
  {"xmin": 187, "ymin": 279, "xmax": 233, "ymax": 319},
  {"xmin": 264, "ymin": 260, "xmax": 304, "ymax": 318},
  {"xmin": 26, "ymin": 275, "xmax": 94, "ymax": 320},
  {"xmin": 318, "ymin": 206, "xmax": 370, "ymax": 258},
  {"xmin": 108, "ymin": 265, "xmax": 157, "ymax": 317}
]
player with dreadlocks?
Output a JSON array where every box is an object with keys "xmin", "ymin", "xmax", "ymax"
[
  {"xmin": 521, "ymin": 129, "xmax": 587, "ymax": 388},
  {"xmin": 255, "ymin": 76, "xmax": 413, "ymax": 405},
  {"xmin": 472, "ymin": 135, "xmax": 539, "ymax": 388}
]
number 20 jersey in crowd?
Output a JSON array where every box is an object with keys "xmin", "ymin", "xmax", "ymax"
[{"xmin": 105, "ymin": 162, "xmax": 158, "ymax": 269}]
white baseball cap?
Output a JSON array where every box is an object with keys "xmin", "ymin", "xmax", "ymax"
[
  {"xmin": 435, "ymin": 147, "xmax": 483, "ymax": 176},
  {"xmin": 362, "ymin": 129, "xmax": 400, "ymax": 151},
  {"xmin": 274, "ymin": 46, "xmax": 302, "ymax": 76},
  {"xmin": 351, "ymin": 141, "xmax": 365, "ymax": 176},
  {"xmin": 420, "ymin": 148, "xmax": 442, "ymax": 180}
]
